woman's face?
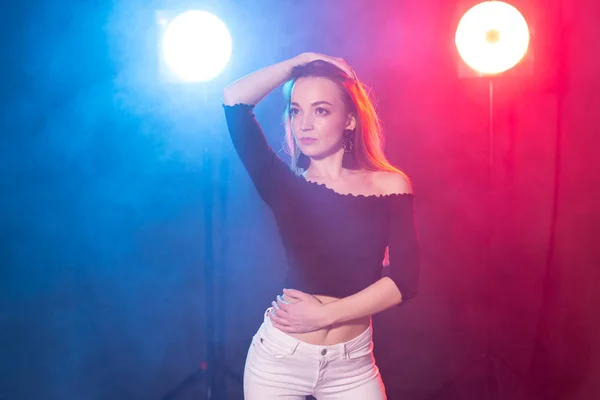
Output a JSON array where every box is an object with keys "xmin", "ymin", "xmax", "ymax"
[{"xmin": 289, "ymin": 77, "xmax": 355, "ymax": 160}]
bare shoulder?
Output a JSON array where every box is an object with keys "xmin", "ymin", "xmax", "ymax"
[{"xmin": 372, "ymin": 170, "xmax": 413, "ymax": 195}]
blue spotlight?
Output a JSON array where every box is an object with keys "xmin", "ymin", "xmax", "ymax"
[{"xmin": 159, "ymin": 10, "xmax": 232, "ymax": 83}]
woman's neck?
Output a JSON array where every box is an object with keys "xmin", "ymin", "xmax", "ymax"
[{"xmin": 304, "ymin": 149, "xmax": 347, "ymax": 180}]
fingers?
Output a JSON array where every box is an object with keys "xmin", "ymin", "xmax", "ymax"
[
  {"xmin": 307, "ymin": 53, "xmax": 356, "ymax": 80},
  {"xmin": 269, "ymin": 308, "xmax": 282, "ymax": 322},
  {"xmin": 274, "ymin": 295, "xmax": 290, "ymax": 311},
  {"xmin": 329, "ymin": 57, "xmax": 355, "ymax": 79},
  {"xmin": 342, "ymin": 64, "xmax": 357, "ymax": 80},
  {"xmin": 281, "ymin": 293, "xmax": 296, "ymax": 303},
  {"xmin": 272, "ymin": 300, "xmax": 284, "ymax": 312},
  {"xmin": 327, "ymin": 58, "xmax": 349, "ymax": 74},
  {"xmin": 269, "ymin": 308, "xmax": 292, "ymax": 329},
  {"xmin": 283, "ymin": 288, "xmax": 308, "ymax": 300}
]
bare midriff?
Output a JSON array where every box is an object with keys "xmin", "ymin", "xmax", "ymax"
[{"xmin": 275, "ymin": 294, "xmax": 371, "ymax": 346}]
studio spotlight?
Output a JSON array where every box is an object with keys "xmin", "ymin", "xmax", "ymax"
[
  {"xmin": 157, "ymin": 10, "xmax": 232, "ymax": 83},
  {"xmin": 455, "ymin": 1, "xmax": 530, "ymax": 75}
]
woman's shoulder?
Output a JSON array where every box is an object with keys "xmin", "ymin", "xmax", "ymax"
[{"xmin": 370, "ymin": 170, "xmax": 413, "ymax": 196}]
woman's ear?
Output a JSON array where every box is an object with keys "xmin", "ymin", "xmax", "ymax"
[{"xmin": 345, "ymin": 113, "xmax": 357, "ymax": 131}]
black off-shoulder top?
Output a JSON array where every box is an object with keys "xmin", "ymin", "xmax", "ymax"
[{"xmin": 223, "ymin": 103, "xmax": 420, "ymax": 303}]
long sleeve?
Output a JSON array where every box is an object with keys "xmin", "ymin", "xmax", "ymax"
[
  {"xmin": 223, "ymin": 103, "xmax": 290, "ymax": 205},
  {"xmin": 385, "ymin": 194, "xmax": 420, "ymax": 302}
]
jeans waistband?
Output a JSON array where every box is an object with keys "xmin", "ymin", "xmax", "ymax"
[{"xmin": 259, "ymin": 307, "xmax": 372, "ymax": 359}]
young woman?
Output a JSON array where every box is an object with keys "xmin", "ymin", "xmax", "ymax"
[{"xmin": 223, "ymin": 52, "xmax": 420, "ymax": 399}]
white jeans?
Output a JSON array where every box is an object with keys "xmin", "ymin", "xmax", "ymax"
[{"xmin": 243, "ymin": 308, "xmax": 387, "ymax": 399}]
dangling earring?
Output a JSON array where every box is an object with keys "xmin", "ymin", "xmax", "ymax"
[
  {"xmin": 343, "ymin": 136, "xmax": 354, "ymax": 154},
  {"xmin": 342, "ymin": 129, "xmax": 356, "ymax": 169},
  {"xmin": 342, "ymin": 129, "xmax": 355, "ymax": 154}
]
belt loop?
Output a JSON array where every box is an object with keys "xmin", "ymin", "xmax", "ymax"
[
  {"xmin": 264, "ymin": 307, "xmax": 273, "ymax": 320},
  {"xmin": 343, "ymin": 343, "xmax": 350, "ymax": 360},
  {"xmin": 289, "ymin": 342, "xmax": 300, "ymax": 355}
]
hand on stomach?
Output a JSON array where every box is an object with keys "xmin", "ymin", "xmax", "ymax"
[{"xmin": 274, "ymin": 293, "xmax": 371, "ymax": 346}]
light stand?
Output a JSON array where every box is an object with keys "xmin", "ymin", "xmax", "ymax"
[
  {"xmin": 155, "ymin": 5, "xmax": 235, "ymax": 398},
  {"xmin": 427, "ymin": 77, "xmax": 522, "ymax": 400},
  {"xmin": 485, "ymin": 78, "xmax": 499, "ymax": 398},
  {"xmin": 481, "ymin": 77, "xmax": 525, "ymax": 400},
  {"xmin": 427, "ymin": 2, "xmax": 533, "ymax": 398},
  {"xmin": 160, "ymin": 91, "xmax": 232, "ymax": 400}
]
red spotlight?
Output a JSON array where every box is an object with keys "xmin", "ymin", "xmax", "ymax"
[
  {"xmin": 455, "ymin": 1, "xmax": 530, "ymax": 76},
  {"xmin": 452, "ymin": 3, "xmax": 533, "ymax": 395}
]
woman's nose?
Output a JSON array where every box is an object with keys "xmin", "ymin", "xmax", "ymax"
[{"xmin": 300, "ymin": 115, "xmax": 314, "ymax": 131}]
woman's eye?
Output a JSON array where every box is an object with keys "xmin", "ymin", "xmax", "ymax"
[
  {"xmin": 290, "ymin": 108, "xmax": 299, "ymax": 116},
  {"xmin": 315, "ymin": 108, "xmax": 328, "ymax": 115}
]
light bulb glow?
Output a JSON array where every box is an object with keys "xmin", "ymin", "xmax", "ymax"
[
  {"xmin": 455, "ymin": 1, "xmax": 530, "ymax": 75},
  {"xmin": 162, "ymin": 10, "xmax": 232, "ymax": 82}
]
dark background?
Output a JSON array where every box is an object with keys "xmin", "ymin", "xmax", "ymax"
[{"xmin": 2, "ymin": 0, "xmax": 599, "ymax": 399}]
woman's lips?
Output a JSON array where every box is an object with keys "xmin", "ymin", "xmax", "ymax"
[{"xmin": 300, "ymin": 138, "xmax": 317, "ymax": 145}]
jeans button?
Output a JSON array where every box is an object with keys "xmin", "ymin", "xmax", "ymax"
[{"xmin": 321, "ymin": 349, "xmax": 327, "ymax": 356}]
